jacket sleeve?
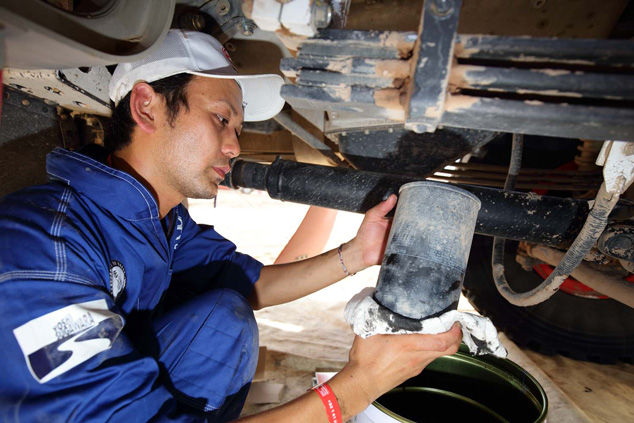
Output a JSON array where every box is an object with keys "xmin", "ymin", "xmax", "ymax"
[
  {"xmin": 169, "ymin": 205, "xmax": 263, "ymax": 299},
  {"xmin": 0, "ymin": 190, "xmax": 202, "ymax": 423},
  {"xmin": 0, "ymin": 277, "xmax": 206, "ymax": 423}
]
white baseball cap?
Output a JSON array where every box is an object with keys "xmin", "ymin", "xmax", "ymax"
[{"xmin": 109, "ymin": 29, "xmax": 285, "ymax": 122}]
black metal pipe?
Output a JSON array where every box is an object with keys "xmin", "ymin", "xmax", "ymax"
[{"xmin": 230, "ymin": 159, "xmax": 590, "ymax": 248}]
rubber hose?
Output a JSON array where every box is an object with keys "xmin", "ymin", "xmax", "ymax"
[
  {"xmin": 491, "ymin": 135, "xmax": 620, "ymax": 306},
  {"xmin": 491, "ymin": 134, "xmax": 524, "ymax": 303}
]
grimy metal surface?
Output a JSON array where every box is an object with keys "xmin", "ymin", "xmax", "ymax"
[
  {"xmin": 427, "ymin": 163, "xmax": 603, "ymax": 191},
  {"xmin": 272, "ymin": 112, "xmax": 343, "ymax": 166},
  {"xmin": 230, "ymin": 159, "xmax": 590, "ymax": 248},
  {"xmin": 374, "ymin": 182, "xmax": 481, "ymax": 320},
  {"xmin": 453, "ymin": 34, "xmax": 634, "ymax": 67},
  {"xmin": 450, "ymin": 64, "xmax": 634, "ymax": 101},
  {"xmin": 597, "ymin": 224, "xmax": 634, "ymax": 262},
  {"xmin": 0, "ymin": 0, "xmax": 175, "ymax": 69},
  {"xmin": 280, "ymin": 29, "xmax": 416, "ymax": 122},
  {"xmin": 337, "ymin": 126, "xmax": 498, "ymax": 177},
  {"xmin": 280, "ymin": 6, "xmax": 634, "ymax": 141},
  {"xmin": 0, "ymin": 87, "xmax": 63, "ymax": 197},
  {"xmin": 441, "ymin": 95, "xmax": 634, "ymax": 141},
  {"xmin": 404, "ymin": 0, "xmax": 463, "ymax": 133}
]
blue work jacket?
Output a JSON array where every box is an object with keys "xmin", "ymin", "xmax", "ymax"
[{"xmin": 0, "ymin": 147, "xmax": 262, "ymax": 422}]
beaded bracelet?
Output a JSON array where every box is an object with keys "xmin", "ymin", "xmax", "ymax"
[{"xmin": 337, "ymin": 243, "xmax": 356, "ymax": 277}]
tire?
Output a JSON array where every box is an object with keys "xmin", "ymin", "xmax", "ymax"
[{"xmin": 463, "ymin": 235, "xmax": 634, "ymax": 363}]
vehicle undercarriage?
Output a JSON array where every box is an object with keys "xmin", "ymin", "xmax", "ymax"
[{"xmin": 1, "ymin": 0, "xmax": 633, "ymax": 362}]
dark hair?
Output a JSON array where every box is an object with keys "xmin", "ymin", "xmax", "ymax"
[{"xmin": 106, "ymin": 73, "xmax": 195, "ymax": 152}]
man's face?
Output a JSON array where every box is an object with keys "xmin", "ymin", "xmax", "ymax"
[{"xmin": 155, "ymin": 76, "xmax": 243, "ymax": 200}]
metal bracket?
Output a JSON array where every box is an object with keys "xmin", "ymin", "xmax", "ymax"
[
  {"xmin": 596, "ymin": 140, "xmax": 634, "ymax": 195},
  {"xmin": 279, "ymin": 1, "xmax": 634, "ymax": 141},
  {"xmin": 58, "ymin": 109, "xmax": 81, "ymax": 151},
  {"xmin": 404, "ymin": 0, "xmax": 463, "ymax": 133},
  {"xmin": 250, "ymin": 0, "xmax": 332, "ymax": 37},
  {"xmin": 4, "ymin": 67, "xmax": 112, "ymax": 116}
]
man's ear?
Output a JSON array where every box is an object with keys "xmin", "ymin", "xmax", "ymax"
[{"xmin": 129, "ymin": 83, "xmax": 159, "ymax": 134}]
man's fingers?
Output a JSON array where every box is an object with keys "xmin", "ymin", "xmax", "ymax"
[
  {"xmin": 366, "ymin": 194, "xmax": 397, "ymax": 220},
  {"xmin": 356, "ymin": 324, "xmax": 463, "ymax": 358},
  {"xmin": 436, "ymin": 323, "xmax": 463, "ymax": 351},
  {"xmin": 440, "ymin": 324, "xmax": 463, "ymax": 355},
  {"xmin": 412, "ymin": 324, "xmax": 463, "ymax": 352}
]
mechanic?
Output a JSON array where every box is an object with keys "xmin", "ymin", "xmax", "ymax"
[{"xmin": 0, "ymin": 30, "xmax": 462, "ymax": 423}]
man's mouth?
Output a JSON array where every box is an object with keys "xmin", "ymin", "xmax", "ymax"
[{"xmin": 213, "ymin": 166, "xmax": 230, "ymax": 180}]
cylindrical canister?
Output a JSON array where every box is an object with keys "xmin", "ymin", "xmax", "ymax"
[
  {"xmin": 354, "ymin": 345, "xmax": 548, "ymax": 423},
  {"xmin": 375, "ymin": 182, "xmax": 481, "ymax": 320}
]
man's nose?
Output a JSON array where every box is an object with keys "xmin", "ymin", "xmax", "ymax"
[{"xmin": 222, "ymin": 132, "xmax": 241, "ymax": 158}]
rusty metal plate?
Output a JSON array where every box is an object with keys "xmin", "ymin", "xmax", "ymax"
[
  {"xmin": 4, "ymin": 67, "xmax": 112, "ymax": 116},
  {"xmin": 345, "ymin": 0, "xmax": 627, "ymax": 38}
]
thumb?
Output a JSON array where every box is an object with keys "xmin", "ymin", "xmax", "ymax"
[{"xmin": 366, "ymin": 194, "xmax": 397, "ymax": 220}]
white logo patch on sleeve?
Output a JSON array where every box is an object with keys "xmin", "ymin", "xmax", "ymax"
[
  {"xmin": 13, "ymin": 299, "xmax": 124, "ymax": 384},
  {"xmin": 109, "ymin": 260, "xmax": 127, "ymax": 301}
]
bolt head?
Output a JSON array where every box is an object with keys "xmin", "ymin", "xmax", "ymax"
[
  {"xmin": 191, "ymin": 15, "xmax": 205, "ymax": 31},
  {"xmin": 216, "ymin": 0, "xmax": 230, "ymax": 16},
  {"xmin": 608, "ymin": 236, "xmax": 634, "ymax": 253},
  {"xmin": 240, "ymin": 18, "xmax": 255, "ymax": 36},
  {"xmin": 430, "ymin": 0, "xmax": 454, "ymax": 17},
  {"xmin": 312, "ymin": 4, "xmax": 333, "ymax": 29}
]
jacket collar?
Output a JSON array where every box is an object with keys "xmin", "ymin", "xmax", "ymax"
[{"xmin": 46, "ymin": 147, "xmax": 160, "ymax": 221}]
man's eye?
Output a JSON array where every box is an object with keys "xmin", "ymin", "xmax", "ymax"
[{"xmin": 216, "ymin": 114, "xmax": 228, "ymax": 126}]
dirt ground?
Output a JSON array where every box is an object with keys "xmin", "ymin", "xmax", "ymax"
[{"xmin": 189, "ymin": 188, "xmax": 634, "ymax": 423}]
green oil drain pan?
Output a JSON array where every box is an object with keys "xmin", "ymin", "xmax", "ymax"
[{"xmin": 355, "ymin": 345, "xmax": 548, "ymax": 423}]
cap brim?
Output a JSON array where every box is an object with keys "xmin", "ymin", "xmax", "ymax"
[{"xmin": 188, "ymin": 71, "xmax": 285, "ymax": 122}]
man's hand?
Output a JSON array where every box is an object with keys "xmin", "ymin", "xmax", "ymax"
[
  {"xmin": 344, "ymin": 194, "xmax": 397, "ymax": 273},
  {"xmin": 251, "ymin": 195, "xmax": 397, "ymax": 309},
  {"xmin": 329, "ymin": 324, "xmax": 463, "ymax": 417},
  {"xmin": 235, "ymin": 325, "xmax": 462, "ymax": 423}
]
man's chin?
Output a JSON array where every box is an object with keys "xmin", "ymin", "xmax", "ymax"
[{"xmin": 186, "ymin": 183, "xmax": 218, "ymax": 200}]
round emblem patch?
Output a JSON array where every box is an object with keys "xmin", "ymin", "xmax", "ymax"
[{"xmin": 109, "ymin": 260, "xmax": 127, "ymax": 301}]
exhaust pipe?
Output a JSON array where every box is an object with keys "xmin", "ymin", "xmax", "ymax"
[{"xmin": 230, "ymin": 158, "xmax": 591, "ymax": 248}]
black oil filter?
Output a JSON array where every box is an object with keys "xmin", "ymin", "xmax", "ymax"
[{"xmin": 375, "ymin": 182, "xmax": 481, "ymax": 320}]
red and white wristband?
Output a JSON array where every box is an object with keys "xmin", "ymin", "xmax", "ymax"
[{"xmin": 312, "ymin": 383, "xmax": 342, "ymax": 423}]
